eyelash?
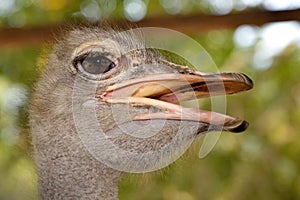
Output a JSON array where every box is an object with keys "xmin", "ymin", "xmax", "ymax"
[{"xmin": 72, "ymin": 53, "xmax": 89, "ymax": 69}]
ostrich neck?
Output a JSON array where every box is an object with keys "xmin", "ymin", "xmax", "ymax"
[
  {"xmin": 35, "ymin": 144, "xmax": 122, "ymax": 200},
  {"xmin": 37, "ymin": 163, "xmax": 121, "ymax": 199},
  {"xmin": 32, "ymin": 123, "xmax": 122, "ymax": 199}
]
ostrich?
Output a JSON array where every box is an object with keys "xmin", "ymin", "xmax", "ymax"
[{"xmin": 29, "ymin": 25, "xmax": 253, "ymax": 199}]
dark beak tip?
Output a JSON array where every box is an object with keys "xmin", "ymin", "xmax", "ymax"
[
  {"xmin": 242, "ymin": 73, "xmax": 254, "ymax": 90},
  {"xmin": 227, "ymin": 120, "xmax": 249, "ymax": 133}
]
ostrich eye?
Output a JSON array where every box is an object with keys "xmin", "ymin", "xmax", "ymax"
[{"xmin": 78, "ymin": 52, "xmax": 116, "ymax": 75}]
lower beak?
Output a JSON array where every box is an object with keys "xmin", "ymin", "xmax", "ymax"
[{"xmin": 100, "ymin": 71, "xmax": 253, "ymax": 133}]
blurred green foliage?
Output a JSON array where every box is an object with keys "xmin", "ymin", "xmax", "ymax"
[
  {"xmin": 1, "ymin": 1, "xmax": 300, "ymax": 200},
  {"xmin": 0, "ymin": 0, "xmax": 210, "ymax": 28},
  {"xmin": 0, "ymin": 47, "xmax": 39, "ymax": 200}
]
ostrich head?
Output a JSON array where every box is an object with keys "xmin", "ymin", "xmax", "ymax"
[{"xmin": 29, "ymin": 25, "xmax": 253, "ymax": 199}]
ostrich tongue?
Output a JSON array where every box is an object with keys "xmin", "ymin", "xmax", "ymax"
[{"xmin": 101, "ymin": 72, "xmax": 253, "ymax": 133}]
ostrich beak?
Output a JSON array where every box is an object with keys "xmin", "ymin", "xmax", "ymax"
[{"xmin": 100, "ymin": 70, "xmax": 253, "ymax": 133}]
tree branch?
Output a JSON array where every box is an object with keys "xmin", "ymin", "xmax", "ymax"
[{"xmin": 1, "ymin": 9, "xmax": 300, "ymax": 47}]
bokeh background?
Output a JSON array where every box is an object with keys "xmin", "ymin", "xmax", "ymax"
[{"xmin": 1, "ymin": 0, "xmax": 300, "ymax": 199}]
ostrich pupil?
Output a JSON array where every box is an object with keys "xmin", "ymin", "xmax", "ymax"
[{"xmin": 81, "ymin": 53, "xmax": 115, "ymax": 74}]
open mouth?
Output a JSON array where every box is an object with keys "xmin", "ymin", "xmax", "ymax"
[{"xmin": 100, "ymin": 70, "xmax": 253, "ymax": 133}]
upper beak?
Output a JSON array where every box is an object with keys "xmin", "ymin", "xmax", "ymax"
[{"xmin": 100, "ymin": 70, "xmax": 253, "ymax": 133}]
